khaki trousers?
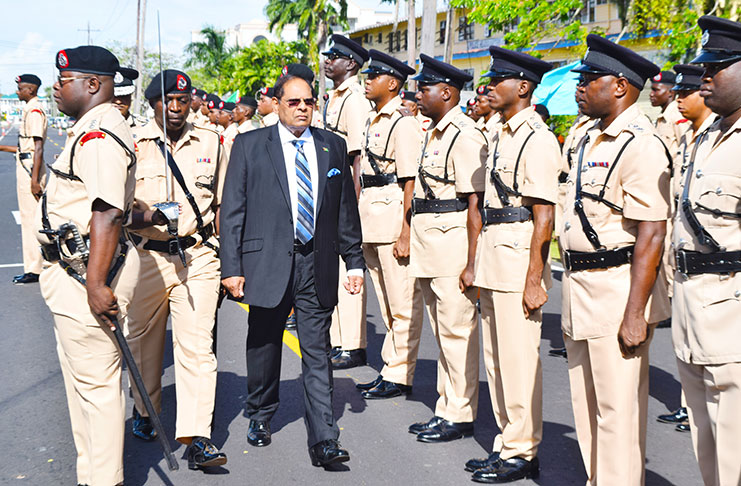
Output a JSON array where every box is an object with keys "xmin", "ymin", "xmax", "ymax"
[
  {"xmin": 565, "ymin": 332, "xmax": 652, "ymax": 486},
  {"xmin": 363, "ymin": 243, "xmax": 424, "ymax": 385},
  {"xmin": 678, "ymin": 360, "xmax": 741, "ymax": 486},
  {"xmin": 480, "ymin": 289, "xmax": 542, "ymax": 460},
  {"xmin": 40, "ymin": 249, "xmax": 137, "ymax": 486},
  {"xmin": 419, "ymin": 276, "xmax": 479, "ymax": 423},
  {"xmin": 330, "ymin": 262, "xmax": 367, "ymax": 350},
  {"xmin": 16, "ymin": 162, "xmax": 44, "ymax": 274},
  {"xmin": 125, "ymin": 243, "xmax": 220, "ymax": 441}
]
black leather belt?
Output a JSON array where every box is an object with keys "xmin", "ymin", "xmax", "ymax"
[
  {"xmin": 361, "ymin": 173, "xmax": 397, "ymax": 188},
  {"xmin": 18, "ymin": 152, "xmax": 32, "ymax": 160},
  {"xmin": 293, "ymin": 238, "xmax": 314, "ymax": 256},
  {"xmin": 130, "ymin": 225, "xmax": 213, "ymax": 255},
  {"xmin": 481, "ymin": 206, "xmax": 532, "ymax": 225},
  {"xmin": 676, "ymin": 249, "xmax": 741, "ymax": 275},
  {"xmin": 412, "ymin": 197, "xmax": 468, "ymax": 215},
  {"xmin": 563, "ymin": 246, "xmax": 634, "ymax": 272},
  {"xmin": 40, "ymin": 236, "xmax": 91, "ymax": 263}
]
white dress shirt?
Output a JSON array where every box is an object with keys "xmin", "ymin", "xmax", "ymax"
[{"xmin": 277, "ymin": 122, "xmax": 363, "ymax": 276}]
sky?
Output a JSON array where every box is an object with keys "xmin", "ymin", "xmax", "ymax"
[{"xmin": 1, "ymin": 0, "xmax": 389, "ymax": 94}]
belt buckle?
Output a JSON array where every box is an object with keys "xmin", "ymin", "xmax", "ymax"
[
  {"xmin": 168, "ymin": 239, "xmax": 180, "ymax": 255},
  {"xmin": 563, "ymin": 251, "xmax": 573, "ymax": 271},
  {"xmin": 675, "ymin": 250, "xmax": 688, "ymax": 278}
]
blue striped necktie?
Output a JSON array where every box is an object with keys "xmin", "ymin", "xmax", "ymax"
[{"xmin": 291, "ymin": 140, "xmax": 314, "ymax": 244}]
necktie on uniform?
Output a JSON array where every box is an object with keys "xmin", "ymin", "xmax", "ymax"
[{"xmin": 291, "ymin": 140, "xmax": 314, "ymax": 244}]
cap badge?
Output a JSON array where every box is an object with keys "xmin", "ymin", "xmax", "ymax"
[
  {"xmin": 260, "ymin": 87, "xmax": 268, "ymax": 95},
  {"xmin": 57, "ymin": 50, "xmax": 69, "ymax": 68},
  {"xmin": 219, "ymin": 101, "xmax": 224, "ymax": 109},
  {"xmin": 176, "ymin": 74, "xmax": 187, "ymax": 91},
  {"xmin": 653, "ymin": 73, "xmax": 662, "ymax": 82},
  {"xmin": 282, "ymin": 65, "xmax": 288, "ymax": 76},
  {"xmin": 676, "ymin": 73, "xmax": 683, "ymax": 84},
  {"xmin": 191, "ymin": 88, "xmax": 197, "ymax": 95},
  {"xmin": 701, "ymin": 30, "xmax": 710, "ymax": 46},
  {"xmin": 14, "ymin": 76, "xmax": 20, "ymax": 83},
  {"xmin": 208, "ymin": 101, "xmax": 214, "ymax": 108},
  {"xmin": 114, "ymin": 72, "xmax": 124, "ymax": 84}
]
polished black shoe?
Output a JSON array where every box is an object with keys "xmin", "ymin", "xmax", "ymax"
[
  {"xmin": 417, "ymin": 420, "xmax": 474, "ymax": 443},
  {"xmin": 285, "ymin": 310, "xmax": 297, "ymax": 330},
  {"xmin": 465, "ymin": 452, "xmax": 501, "ymax": 472},
  {"xmin": 131, "ymin": 406, "xmax": 157, "ymax": 441},
  {"xmin": 355, "ymin": 374, "xmax": 383, "ymax": 391},
  {"xmin": 247, "ymin": 420, "xmax": 271, "ymax": 447},
  {"xmin": 676, "ymin": 421, "xmax": 690, "ymax": 432},
  {"xmin": 309, "ymin": 439, "xmax": 350, "ymax": 467},
  {"xmin": 186, "ymin": 436, "xmax": 227, "ymax": 470},
  {"xmin": 330, "ymin": 347, "xmax": 343, "ymax": 359},
  {"xmin": 656, "ymin": 317, "xmax": 672, "ymax": 328},
  {"xmin": 361, "ymin": 380, "xmax": 412, "ymax": 399},
  {"xmin": 472, "ymin": 456, "xmax": 540, "ymax": 483},
  {"xmin": 548, "ymin": 347, "xmax": 567, "ymax": 358},
  {"xmin": 331, "ymin": 348, "xmax": 366, "ymax": 369},
  {"xmin": 408, "ymin": 415, "xmax": 444, "ymax": 435},
  {"xmin": 12, "ymin": 272, "xmax": 39, "ymax": 284},
  {"xmin": 657, "ymin": 407, "xmax": 688, "ymax": 424}
]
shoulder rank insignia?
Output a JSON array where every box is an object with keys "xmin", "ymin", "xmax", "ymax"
[
  {"xmin": 79, "ymin": 131, "xmax": 106, "ymax": 146},
  {"xmin": 677, "ymin": 118, "xmax": 689, "ymax": 124},
  {"xmin": 30, "ymin": 109, "xmax": 44, "ymax": 115},
  {"xmin": 219, "ymin": 135, "xmax": 224, "ymax": 145},
  {"xmin": 197, "ymin": 157, "xmax": 212, "ymax": 164},
  {"xmin": 587, "ymin": 161, "xmax": 609, "ymax": 168}
]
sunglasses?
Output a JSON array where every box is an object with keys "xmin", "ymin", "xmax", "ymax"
[
  {"xmin": 56, "ymin": 75, "xmax": 92, "ymax": 86},
  {"xmin": 282, "ymin": 98, "xmax": 316, "ymax": 108}
]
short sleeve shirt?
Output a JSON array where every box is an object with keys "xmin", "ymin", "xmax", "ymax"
[
  {"xmin": 18, "ymin": 96, "xmax": 47, "ymax": 155},
  {"xmin": 656, "ymin": 99, "xmax": 691, "ymax": 161},
  {"xmin": 323, "ymin": 75, "xmax": 373, "ymax": 154}
]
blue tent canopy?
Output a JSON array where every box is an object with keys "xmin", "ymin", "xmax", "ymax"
[{"xmin": 532, "ymin": 61, "xmax": 580, "ymax": 116}]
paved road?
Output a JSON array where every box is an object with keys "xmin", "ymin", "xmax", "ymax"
[{"xmin": 0, "ymin": 124, "xmax": 701, "ymax": 485}]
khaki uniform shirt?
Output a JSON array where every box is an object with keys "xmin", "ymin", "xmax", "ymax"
[
  {"xmin": 323, "ymin": 75, "xmax": 372, "ymax": 153},
  {"xmin": 409, "ymin": 107, "xmax": 487, "ymax": 278},
  {"xmin": 560, "ymin": 103, "xmax": 671, "ymax": 339},
  {"xmin": 259, "ymin": 112, "xmax": 279, "ymax": 128},
  {"xmin": 358, "ymin": 97, "xmax": 422, "ymax": 243},
  {"xmin": 561, "ymin": 115, "xmax": 595, "ymax": 175},
  {"xmin": 416, "ymin": 113, "xmax": 432, "ymax": 133},
  {"xmin": 130, "ymin": 120, "xmax": 227, "ymax": 242},
  {"xmin": 17, "ymin": 96, "xmax": 47, "ymax": 173},
  {"xmin": 656, "ymin": 100, "xmax": 691, "ymax": 161},
  {"xmin": 222, "ymin": 123, "xmax": 239, "ymax": 159},
  {"xmin": 476, "ymin": 112, "xmax": 503, "ymax": 145},
  {"xmin": 671, "ymin": 114, "xmax": 719, "ymax": 211},
  {"xmin": 475, "ymin": 106, "xmax": 560, "ymax": 292},
  {"xmin": 35, "ymin": 103, "xmax": 135, "ymax": 243},
  {"xmin": 672, "ymin": 116, "xmax": 741, "ymax": 365},
  {"xmin": 237, "ymin": 120, "xmax": 255, "ymax": 134}
]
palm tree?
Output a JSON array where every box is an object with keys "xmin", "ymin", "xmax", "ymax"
[
  {"xmin": 265, "ymin": 0, "xmax": 349, "ymax": 104},
  {"xmin": 184, "ymin": 26, "xmax": 237, "ymax": 90}
]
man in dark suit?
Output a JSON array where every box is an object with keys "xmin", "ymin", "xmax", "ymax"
[{"xmin": 220, "ymin": 72, "xmax": 365, "ymax": 467}]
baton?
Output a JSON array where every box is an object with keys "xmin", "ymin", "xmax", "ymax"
[{"xmin": 112, "ymin": 316, "xmax": 179, "ymax": 471}]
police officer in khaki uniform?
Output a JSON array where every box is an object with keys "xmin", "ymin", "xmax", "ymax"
[
  {"xmin": 560, "ymin": 35, "xmax": 671, "ymax": 485},
  {"xmin": 321, "ymin": 34, "xmax": 373, "ymax": 369},
  {"xmin": 473, "ymin": 85, "xmax": 502, "ymax": 142},
  {"xmin": 189, "ymin": 88, "xmax": 208, "ymax": 126},
  {"xmin": 0, "ymin": 74, "xmax": 46, "ymax": 284},
  {"xmin": 465, "ymin": 47, "xmax": 558, "ymax": 483},
  {"xmin": 204, "ymin": 93, "xmax": 222, "ymax": 131},
  {"xmin": 37, "ymin": 45, "xmax": 137, "ymax": 486},
  {"xmin": 399, "ymin": 90, "xmax": 432, "ymax": 132},
  {"xmin": 673, "ymin": 16, "xmax": 741, "ymax": 486},
  {"xmin": 125, "ymin": 70, "xmax": 228, "ymax": 470},
  {"xmin": 219, "ymin": 101, "xmax": 238, "ymax": 156},
  {"xmin": 256, "ymin": 87, "xmax": 279, "ymax": 127},
  {"xmin": 234, "ymin": 96, "xmax": 258, "ymax": 134},
  {"xmin": 112, "ymin": 67, "xmax": 139, "ymax": 127},
  {"xmin": 650, "ymin": 70, "xmax": 690, "ymax": 159},
  {"xmin": 406, "ymin": 54, "xmax": 487, "ymax": 443},
  {"xmin": 352, "ymin": 50, "xmax": 424, "ymax": 399}
]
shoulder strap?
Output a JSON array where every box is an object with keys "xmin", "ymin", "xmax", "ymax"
[
  {"xmin": 489, "ymin": 128, "xmax": 535, "ymax": 207},
  {"xmin": 381, "ymin": 113, "xmax": 406, "ymax": 159},
  {"xmin": 324, "ymin": 95, "xmax": 350, "ymax": 136},
  {"xmin": 577, "ymin": 133, "xmax": 635, "ymax": 214},
  {"xmin": 52, "ymin": 128, "xmax": 136, "ymax": 182},
  {"xmin": 155, "ymin": 139, "xmax": 205, "ymax": 232}
]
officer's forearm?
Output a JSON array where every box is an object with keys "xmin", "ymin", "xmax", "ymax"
[
  {"xmin": 32, "ymin": 138, "xmax": 44, "ymax": 181},
  {"xmin": 400, "ymin": 178, "xmax": 414, "ymax": 237},
  {"xmin": 87, "ymin": 200, "xmax": 124, "ymax": 290},
  {"xmin": 464, "ymin": 192, "xmax": 483, "ymax": 270},
  {"xmin": 624, "ymin": 219, "xmax": 666, "ymax": 320},
  {"xmin": 0, "ymin": 145, "xmax": 17, "ymax": 153},
  {"xmin": 129, "ymin": 208, "xmax": 162, "ymax": 229},
  {"xmin": 526, "ymin": 202, "xmax": 554, "ymax": 286}
]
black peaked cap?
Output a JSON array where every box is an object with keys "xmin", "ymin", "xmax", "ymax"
[
  {"xmin": 362, "ymin": 49, "xmax": 416, "ymax": 80},
  {"xmin": 322, "ymin": 34, "xmax": 370, "ymax": 65},
  {"xmin": 56, "ymin": 45, "xmax": 120, "ymax": 76},
  {"xmin": 411, "ymin": 53, "xmax": 472, "ymax": 90},
  {"xmin": 571, "ymin": 34, "xmax": 660, "ymax": 89},
  {"xmin": 145, "ymin": 69, "xmax": 191, "ymax": 100},
  {"xmin": 484, "ymin": 46, "xmax": 552, "ymax": 83}
]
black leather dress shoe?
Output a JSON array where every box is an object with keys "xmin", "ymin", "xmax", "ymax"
[
  {"xmin": 657, "ymin": 407, "xmax": 688, "ymax": 424},
  {"xmin": 131, "ymin": 406, "xmax": 157, "ymax": 441},
  {"xmin": 657, "ymin": 318, "xmax": 671, "ymax": 328},
  {"xmin": 548, "ymin": 347, "xmax": 567, "ymax": 358},
  {"xmin": 309, "ymin": 439, "xmax": 350, "ymax": 467},
  {"xmin": 408, "ymin": 415, "xmax": 444, "ymax": 435},
  {"xmin": 465, "ymin": 452, "xmax": 501, "ymax": 472},
  {"xmin": 356, "ymin": 374, "xmax": 383, "ymax": 390},
  {"xmin": 472, "ymin": 456, "xmax": 540, "ymax": 483},
  {"xmin": 331, "ymin": 348, "xmax": 366, "ymax": 369},
  {"xmin": 676, "ymin": 421, "xmax": 690, "ymax": 432},
  {"xmin": 417, "ymin": 420, "xmax": 474, "ymax": 443},
  {"xmin": 186, "ymin": 436, "xmax": 227, "ymax": 470},
  {"xmin": 12, "ymin": 272, "xmax": 39, "ymax": 284},
  {"xmin": 361, "ymin": 380, "xmax": 412, "ymax": 399},
  {"xmin": 247, "ymin": 420, "xmax": 271, "ymax": 447}
]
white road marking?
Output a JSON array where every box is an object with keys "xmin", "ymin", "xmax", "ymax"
[
  {"xmin": 11, "ymin": 211, "xmax": 21, "ymax": 225},
  {"xmin": 0, "ymin": 125, "xmax": 13, "ymax": 142},
  {"xmin": 0, "ymin": 263, "xmax": 24, "ymax": 268}
]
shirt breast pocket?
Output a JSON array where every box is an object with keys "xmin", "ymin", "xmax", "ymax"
[
  {"xmin": 579, "ymin": 166, "xmax": 614, "ymax": 218},
  {"xmin": 695, "ymin": 174, "xmax": 741, "ymax": 228}
]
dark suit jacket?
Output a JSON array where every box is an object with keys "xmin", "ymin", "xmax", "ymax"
[{"xmin": 219, "ymin": 123, "xmax": 364, "ymax": 309}]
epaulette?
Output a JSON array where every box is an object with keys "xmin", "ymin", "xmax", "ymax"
[
  {"xmin": 625, "ymin": 121, "xmax": 646, "ymax": 134},
  {"xmin": 527, "ymin": 115, "xmax": 545, "ymax": 131},
  {"xmin": 30, "ymin": 109, "xmax": 44, "ymax": 116},
  {"xmin": 677, "ymin": 118, "xmax": 689, "ymax": 124},
  {"xmin": 79, "ymin": 131, "xmax": 107, "ymax": 146}
]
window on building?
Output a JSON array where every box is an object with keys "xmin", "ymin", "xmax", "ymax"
[
  {"xmin": 377, "ymin": 32, "xmax": 383, "ymax": 44},
  {"xmin": 458, "ymin": 16, "xmax": 474, "ymax": 41},
  {"xmin": 388, "ymin": 32, "xmax": 395, "ymax": 52},
  {"xmin": 462, "ymin": 68, "xmax": 474, "ymax": 91},
  {"xmin": 403, "ymin": 30, "xmax": 408, "ymax": 50},
  {"xmin": 484, "ymin": 24, "xmax": 494, "ymax": 38},
  {"xmin": 503, "ymin": 18, "xmax": 519, "ymax": 34},
  {"xmin": 596, "ymin": 0, "xmax": 607, "ymax": 4},
  {"xmin": 364, "ymin": 33, "xmax": 371, "ymax": 44},
  {"xmin": 439, "ymin": 20, "xmax": 446, "ymax": 44},
  {"xmin": 581, "ymin": 0, "xmax": 596, "ymax": 22}
]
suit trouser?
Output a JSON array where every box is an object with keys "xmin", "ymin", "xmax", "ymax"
[
  {"xmin": 125, "ymin": 243, "xmax": 219, "ymax": 441},
  {"xmin": 246, "ymin": 249, "xmax": 339, "ymax": 447},
  {"xmin": 565, "ymin": 331, "xmax": 652, "ymax": 486},
  {"xmin": 330, "ymin": 263, "xmax": 367, "ymax": 349},
  {"xmin": 677, "ymin": 359, "xmax": 741, "ymax": 486},
  {"xmin": 40, "ymin": 251, "xmax": 137, "ymax": 486},
  {"xmin": 363, "ymin": 242, "xmax": 424, "ymax": 385},
  {"xmin": 480, "ymin": 289, "xmax": 542, "ymax": 461},
  {"xmin": 419, "ymin": 276, "xmax": 479, "ymax": 423},
  {"xmin": 16, "ymin": 162, "xmax": 44, "ymax": 275}
]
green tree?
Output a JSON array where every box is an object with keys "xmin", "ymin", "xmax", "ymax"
[{"xmin": 184, "ymin": 26, "xmax": 237, "ymax": 90}]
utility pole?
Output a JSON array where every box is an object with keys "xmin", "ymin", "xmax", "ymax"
[
  {"xmin": 420, "ymin": 0, "xmax": 436, "ymax": 64},
  {"xmin": 443, "ymin": 6, "xmax": 455, "ymax": 64},
  {"xmin": 134, "ymin": 0, "xmax": 147, "ymax": 116},
  {"xmin": 78, "ymin": 21, "xmax": 100, "ymax": 44}
]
